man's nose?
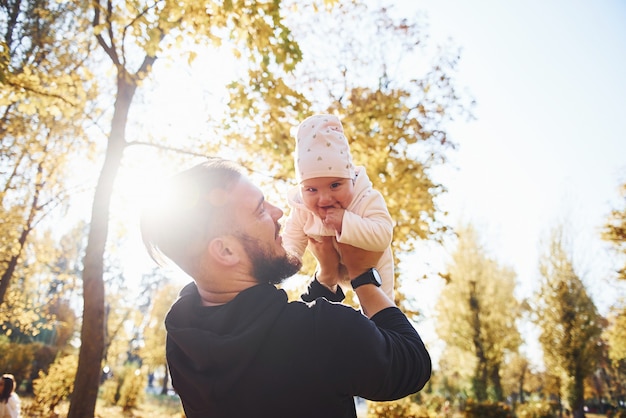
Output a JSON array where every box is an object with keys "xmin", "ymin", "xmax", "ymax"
[{"xmin": 268, "ymin": 202, "xmax": 284, "ymax": 219}]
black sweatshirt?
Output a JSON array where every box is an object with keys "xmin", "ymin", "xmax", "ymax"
[{"xmin": 165, "ymin": 281, "xmax": 431, "ymax": 418}]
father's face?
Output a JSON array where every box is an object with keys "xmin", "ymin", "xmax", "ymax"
[{"xmin": 228, "ymin": 177, "xmax": 301, "ymax": 283}]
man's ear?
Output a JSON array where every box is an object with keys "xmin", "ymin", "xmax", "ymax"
[{"xmin": 207, "ymin": 237, "xmax": 240, "ymax": 266}]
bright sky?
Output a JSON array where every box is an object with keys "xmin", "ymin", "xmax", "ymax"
[
  {"xmin": 398, "ymin": 0, "xmax": 626, "ymax": 367},
  {"xmin": 409, "ymin": 0, "xmax": 626, "ymax": 295}
]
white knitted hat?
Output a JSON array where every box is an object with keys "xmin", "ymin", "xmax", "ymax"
[{"xmin": 295, "ymin": 114, "xmax": 355, "ymax": 183}]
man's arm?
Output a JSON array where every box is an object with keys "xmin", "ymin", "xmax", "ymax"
[
  {"xmin": 300, "ymin": 237, "xmax": 345, "ymax": 302},
  {"xmin": 338, "ymin": 242, "xmax": 394, "ymax": 318},
  {"xmin": 306, "ymin": 237, "xmax": 432, "ymax": 399}
]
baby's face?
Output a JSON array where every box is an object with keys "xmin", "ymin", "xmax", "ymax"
[{"xmin": 299, "ymin": 177, "xmax": 355, "ymax": 219}]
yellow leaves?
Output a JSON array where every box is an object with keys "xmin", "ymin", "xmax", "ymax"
[
  {"xmin": 187, "ymin": 50, "xmax": 197, "ymax": 66},
  {"xmin": 167, "ymin": 6, "xmax": 184, "ymax": 23},
  {"xmin": 144, "ymin": 26, "xmax": 164, "ymax": 57},
  {"xmin": 436, "ymin": 224, "xmax": 522, "ymax": 376},
  {"xmin": 15, "ymin": 100, "xmax": 38, "ymax": 115},
  {"xmin": 93, "ymin": 23, "xmax": 106, "ymax": 36},
  {"xmin": 601, "ymin": 182, "xmax": 626, "ymax": 280},
  {"xmin": 604, "ymin": 307, "xmax": 626, "ymax": 363},
  {"xmin": 535, "ymin": 226, "xmax": 602, "ymax": 388}
]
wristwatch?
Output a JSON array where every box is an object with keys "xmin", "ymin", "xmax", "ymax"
[{"xmin": 350, "ymin": 268, "xmax": 382, "ymax": 290}]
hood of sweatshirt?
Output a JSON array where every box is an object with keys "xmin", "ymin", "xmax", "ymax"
[{"xmin": 165, "ymin": 282, "xmax": 287, "ymax": 399}]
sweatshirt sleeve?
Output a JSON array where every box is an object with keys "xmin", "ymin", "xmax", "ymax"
[
  {"xmin": 318, "ymin": 304, "xmax": 431, "ymax": 401},
  {"xmin": 337, "ymin": 190, "xmax": 394, "ymax": 252},
  {"xmin": 301, "ymin": 277, "xmax": 345, "ymax": 303}
]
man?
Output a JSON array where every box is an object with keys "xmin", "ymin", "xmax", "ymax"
[{"xmin": 140, "ymin": 158, "xmax": 431, "ymax": 418}]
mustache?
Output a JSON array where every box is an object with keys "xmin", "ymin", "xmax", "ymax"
[{"xmin": 275, "ymin": 222, "xmax": 282, "ymax": 238}]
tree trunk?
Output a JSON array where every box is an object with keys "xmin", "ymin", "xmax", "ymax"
[
  {"xmin": 469, "ymin": 280, "xmax": 488, "ymax": 401},
  {"xmin": 67, "ymin": 73, "xmax": 136, "ymax": 418},
  {"xmin": 490, "ymin": 364, "xmax": 503, "ymax": 402},
  {"xmin": 518, "ymin": 366, "xmax": 526, "ymax": 404},
  {"xmin": 571, "ymin": 367, "xmax": 586, "ymax": 418},
  {"xmin": 161, "ymin": 364, "xmax": 169, "ymax": 396}
]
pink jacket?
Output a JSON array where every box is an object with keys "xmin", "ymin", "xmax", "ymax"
[{"xmin": 284, "ymin": 166, "xmax": 395, "ymax": 299}]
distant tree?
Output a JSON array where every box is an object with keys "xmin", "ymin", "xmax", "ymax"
[
  {"xmin": 140, "ymin": 279, "xmax": 179, "ymax": 395},
  {"xmin": 0, "ymin": 223, "xmax": 84, "ymax": 395},
  {"xmin": 436, "ymin": 225, "xmax": 521, "ymax": 401},
  {"xmin": 0, "ymin": 0, "xmax": 96, "ymax": 306},
  {"xmin": 602, "ymin": 182, "xmax": 626, "ymax": 281},
  {"xmin": 604, "ymin": 307, "xmax": 626, "ymax": 366},
  {"xmin": 600, "ymin": 181, "xmax": 626, "ymax": 409},
  {"xmin": 534, "ymin": 226, "xmax": 603, "ymax": 418},
  {"xmin": 501, "ymin": 353, "xmax": 532, "ymax": 405},
  {"xmin": 601, "ymin": 307, "xmax": 626, "ymax": 407},
  {"xmin": 0, "ymin": 223, "xmax": 83, "ymax": 341}
]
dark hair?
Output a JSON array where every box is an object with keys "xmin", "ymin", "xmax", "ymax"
[
  {"xmin": 1, "ymin": 374, "xmax": 15, "ymax": 402},
  {"xmin": 140, "ymin": 158, "xmax": 243, "ymax": 273}
]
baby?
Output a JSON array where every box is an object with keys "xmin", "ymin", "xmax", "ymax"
[{"xmin": 283, "ymin": 114, "xmax": 395, "ymax": 300}]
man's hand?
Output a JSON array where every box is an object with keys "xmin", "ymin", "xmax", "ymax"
[
  {"xmin": 337, "ymin": 243, "xmax": 383, "ymax": 280},
  {"xmin": 308, "ymin": 236, "xmax": 341, "ymax": 291}
]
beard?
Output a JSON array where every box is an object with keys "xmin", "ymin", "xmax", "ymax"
[{"xmin": 236, "ymin": 233, "xmax": 302, "ymax": 285}]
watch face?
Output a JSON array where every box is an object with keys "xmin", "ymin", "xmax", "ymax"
[{"xmin": 372, "ymin": 268, "xmax": 382, "ymax": 285}]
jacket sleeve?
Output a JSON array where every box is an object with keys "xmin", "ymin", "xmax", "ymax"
[
  {"xmin": 337, "ymin": 189, "xmax": 393, "ymax": 251},
  {"xmin": 318, "ymin": 304, "xmax": 431, "ymax": 401},
  {"xmin": 300, "ymin": 277, "xmax": 345, "ymax": 303},
  {"xmin": 282, "ymin": 206, "xmax": 310, "ymax": 259}
]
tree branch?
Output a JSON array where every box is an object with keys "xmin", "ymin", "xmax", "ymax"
[
  {"xmin": 92, "ymin": 0, "xmax": 120, "ymax": 66},
  {"xmin": 5, "ymin": 80, "xmax": 76, "ymax": 106}
]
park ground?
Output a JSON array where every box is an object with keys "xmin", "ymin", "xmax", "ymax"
[
  {"xmin": 19, "ymin": 395, "xmax": 611, "ymax": 418},
  {"xmin": 21, "ymin": 394, "xmax": 185, "ymax": 417}
]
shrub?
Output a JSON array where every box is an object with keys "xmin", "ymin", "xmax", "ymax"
[
  {"xmin": 24, "ymin": 354, "xmax": 78, "ymax": 417},
  {"xmin": 117, "ymin": 364, "xmax": 147, "ymax": 411},
  {"xmin": 607, "ymin": 409, "xmax": 626, "ymax": 418},
  {"xmin": 0, "ymin": 336, "xmax": 37, "ymax": 388},
  {"xmin": 515, "ymin": 401, "xmax": 558, "ymax": 418},
  {"xmin": 99, "ymin": 363, "xmax": 146, "ymax": 412},
  {"xmin": 367, "ymin": 396, "xmax": 431, "ymax": 417},
  {"xmin": 99, "ymin": 377, "xmax": 119, "ymax": 406},
  {"xmin": 463, "ymin": 399, "xmax": 514, "ymax": 418}
]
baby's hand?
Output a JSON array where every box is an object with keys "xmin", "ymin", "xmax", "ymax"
[{"xmin": 323, "ymin": 208, "xmax": 345, "ymax": 233}]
